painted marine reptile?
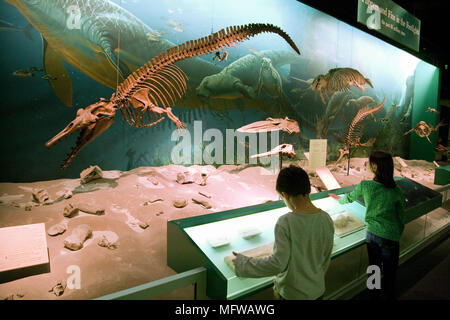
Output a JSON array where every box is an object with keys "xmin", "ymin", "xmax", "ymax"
[
  {"xmin": 5, "ymin": 0, "xmax": 222, "ymax": 106},
  {"xmin": 45, "ymin": 23, "xmax": 300, "ymax": 169},
  {"xmin": 196, "ymin": 50, "xmax": 302, "ymax": 101}
]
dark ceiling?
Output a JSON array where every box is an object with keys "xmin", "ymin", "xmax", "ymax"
[{"xmin": 297, "ymin": 0, "xmax": 449, "ymax": 101}]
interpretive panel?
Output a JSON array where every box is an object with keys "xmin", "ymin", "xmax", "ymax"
[
  {"xmin": 0, "ymin": 223, "xmax": 49, "ymax": 273},
  {"xmin": 309, "ymin": 139, "xmax": 327, "ymax": 171}
]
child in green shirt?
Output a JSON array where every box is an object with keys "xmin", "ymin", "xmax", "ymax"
[{"xmin": 330, "ymin": 151, "xmax": 405, "ymax": 300}]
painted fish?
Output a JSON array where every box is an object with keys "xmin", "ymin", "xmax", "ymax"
[
  {"xmin": 346, "ymin": 96, "xmax": 375, "ymax": 108},
  {"xmin": 436, "ymin": 144, "xmax": 449, "ymax": 154},
  {"xmin": 152, "ymin": 30, "xmax": 163, "ymax": 36},
  {"xmin": 168, "ymin": 19, "xmax": 181, "ymax": 26},
  {"xmin": 146, "ymin": 32, "xmax": 159, "ymax": 42},
  {"xmin": 246, "ymin": 46, "xmax": 258, "ymax": 54},
  {"xmin": 12, "ymin": 69, "xmax": 34, "ymax": 77},
  {"xmin": 42, "ymin": 74, "xmax": 57, "ymax": 80},
  {"xmin": 28, "ymin": 66, "xmax": 44, "ymax": 72},
  {"xmin": 0, "ymin": 19, "xmax": 33, "ymax": 40},
  {"xmin": 427, "ymin": 107, "xmax": 440, "ymax": 114}
]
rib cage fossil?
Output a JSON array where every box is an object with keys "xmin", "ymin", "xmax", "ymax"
[
  {"xmin": 46, "ymin": 23, "xmax": 301, "ymax": 169},
  {"xmin": 335, "ymin": 98, "xmax": 385, "ymax": 164},
  {"xmin": 345, "ymin": 97, "xmax": 385, "ymax": 148},
  {"xmin": 115, "ymin": 23, "xmax": 300, "ymax": 128}
]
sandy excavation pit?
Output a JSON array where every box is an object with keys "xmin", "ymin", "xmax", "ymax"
[{"xmin": 0, "ymin": 158, "xmax": 444, "ymax": 300}]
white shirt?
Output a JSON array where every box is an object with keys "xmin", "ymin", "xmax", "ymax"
[{"xmin": 234, "ymin": 210, "xmax": 334, "ymax": 299}]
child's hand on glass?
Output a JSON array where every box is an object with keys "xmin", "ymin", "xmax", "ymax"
[{"xmin": 328, "ymin": 193, "xmax": 340, "ymax": 201}]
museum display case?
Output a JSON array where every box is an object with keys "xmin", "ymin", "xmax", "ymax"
[
  {"xmin": 434, "ymin": 166, "xmax": 450, "ymax": 185},
  {"xmin": 0, "ymin": 0, "xmax": 447, "ymax": 300},
  {"xmin": 167, "ymin": 177, "xmax": 443, "ymax": 299}
]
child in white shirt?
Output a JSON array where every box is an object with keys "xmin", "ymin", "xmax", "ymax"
[{"xmin": 233, "ymin": 165, "xmax": 334, "ymax": 300}]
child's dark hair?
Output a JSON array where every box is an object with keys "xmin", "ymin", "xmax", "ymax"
[
  {"xmin": 276, "ymin": 165, "xmax": 311, "ymax": 196},
  {"xmin": 369, "ymin": 151, "xmax": 396, "ymax": 188}
]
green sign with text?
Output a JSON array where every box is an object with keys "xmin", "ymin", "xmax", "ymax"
[{"xmin": 357, "ymin": 0, "xmax": 420, "ymax": 51}]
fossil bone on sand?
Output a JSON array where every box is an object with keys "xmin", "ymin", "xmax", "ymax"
[
  {"xmin": 176, "ymin": 172, "xmax": 195, "ymax": 184},
  {"xmin": 80, "ymin": 165, "xmax": 103, "ymax": 184},
  {"xmin": 63, "ymin": 204, "xmax": 79, "ymax": 217},
  {"xmin": 198, "ymin": 191, "xmax": 211, "ymax": 199},
  {"xmin": 32, "ymin": 188, "xmax": 50, "ymax": 204},
  {"xmin": 147, "ymin": 175, "xmax": 159, "ymax": 185},
  {"xmin": 63, "ymin": 203, "xmax": 105, "ymax": 216},
  {"xmin": 173, "ymin": 199, "xmax": 188, "ymax": 208},
  {"xmin": 192, "ymin": 198, "xmax": 212, "ymax": 209},
  {"xmin": 97, "ymin": 232, "xmax": 119, "ymax": 250},
  {"xmin": 76, "ymin": 203, "xmax": 105, "ymax": 215},
  {"xmin": 48, "ymin": 280, "xmax": 66, "ymax": 296},
  {"xmin": 63, "ymin": 224, "xmax": 92, "ymax": 251},
  {"xmin": 47, "ymin": 220, "xmax": 69, "ymax": 236},
  {"xmin": 143, "ymin": 196, "xmax": 164, "ymax": 206},
  {"xmin": 176, "ymin": 171, "xmax": 208, "ymax": 185}
]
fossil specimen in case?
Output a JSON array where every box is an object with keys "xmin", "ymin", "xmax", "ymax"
[
  {"xmin": 332, "ymin": 212, "xmax": 365, "ymax": 237},
  {"xmin": 403, "ymin": 120, "xmax": 445, "ymax": 143},
  {"xmin": 237, "ymin": 117, "xmax": 300, "ymax": 135},
  {"xmin": 250, "ymin": 144, "xmax": 296, "ymax": 159},
  {"xmin": 335, "ymin": 97, "xmax": 385, "ymax": 164}
]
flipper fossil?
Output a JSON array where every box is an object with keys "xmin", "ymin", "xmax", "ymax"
[
  {"xmin": 237, "ymin": 117, "xmax": 300, "ymax": 134},
  {"xmin": 250, "ymin": 143, "xmax": 296, "ymax": 159}
]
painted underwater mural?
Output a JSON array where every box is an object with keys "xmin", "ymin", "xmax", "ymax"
[{"xmin": 0, "ymin": 0, "xmax": 439, "ymax": 181}]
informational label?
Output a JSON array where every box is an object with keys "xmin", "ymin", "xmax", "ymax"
[
  {"xmin": 316, "ymin": 167, "xmax": 341, "ymax": 190},
  {"xmin": 395, "ymin": 156, "xmax": 408, "ymax": 167},
  {"xmin": 309, "ymin": 139, "xmax": 327, "ymax": 171},
  {"xmin": 357, "ymin": 0, "xmax": 421, "ymax": 51},
  {"xmin": 0, "ymin": 223, "xmax": 49, "ymax": 272}
]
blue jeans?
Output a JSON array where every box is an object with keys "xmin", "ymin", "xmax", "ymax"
[{"xmin": 365, "ymin": 231, "xmax": 400, "ymax": 300}]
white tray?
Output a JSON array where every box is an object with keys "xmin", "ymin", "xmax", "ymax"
[
  {"xmin": 238, "ymin": 227, "xmax": 262, "ymax": 239},
  {"xmin": 207, "ymin": 235, "xmax": 230, "ymax": 248}
]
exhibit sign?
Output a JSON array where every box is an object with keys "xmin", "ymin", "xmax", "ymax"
[
  {"xmin": 309, "ymin": 139, "xmax": 327, "ymax": 171},
  {"xmin": 357, "ymin": 0, "xmax": 421, "ymax": 51},
  {"xmin": 0, "ymin": 223, "xmax": 49, "ymax": 273}
]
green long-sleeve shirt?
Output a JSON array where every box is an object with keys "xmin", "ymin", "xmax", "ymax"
[{"xmin": 339, "ymin": 180, "xmax": 405, "ymax": 241}]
